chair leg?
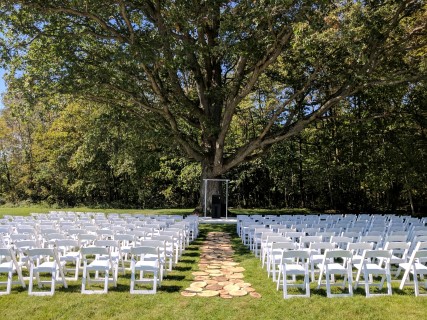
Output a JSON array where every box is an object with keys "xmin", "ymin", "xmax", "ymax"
[
  {"xmin": 283, "ymin": 272, "xmax": 288, "ymax": 299},
  {"xmin": 28, "ymin": 267, "xmax": 34, "ymax": 295},
  {"xmin": 81, "ymin": 265, "xmax": 87, "ymax": 293},
  {"xmin": 104, "ymin": 271, "xmax": 109, "ymax": 294},
  {"xmin": 50, "ymin": 272, "xmax": 56, "ymax": 295}
]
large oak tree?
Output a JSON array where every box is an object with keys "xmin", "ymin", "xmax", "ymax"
[{"xmin": 1, "ymin": 0, "xmax": 426, "ymax": 210}]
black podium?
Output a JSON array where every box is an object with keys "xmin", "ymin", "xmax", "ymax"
[{"xmin": 212, "ymin": 195, "xmax": 222, "ymax": 218}]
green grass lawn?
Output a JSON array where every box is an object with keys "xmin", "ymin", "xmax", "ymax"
[
  {"xmin": 1, "ymin": 208, "xmax": 426, "ymax": 319},
  {"xmin": 0, "ymin": 205, "xmax": 193, "ymax": 217}
]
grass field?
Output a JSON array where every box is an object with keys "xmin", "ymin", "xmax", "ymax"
[{"xmin": 1, "ymin": 207, "xmax": 426, "ymax": 319}]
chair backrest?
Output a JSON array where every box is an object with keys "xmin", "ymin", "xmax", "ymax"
[
  {"xmin": 330, "ymin": 236, "xmax": 353, "ymax": 247},
  {"xmin": 347, "ymin": 242, "xmax": 373, "ymax": 253},
  {"xmin": 27, "ymin": 248, "xmax": 60, "ymax": 266},
  {"xmin": 267, "ymin": 235, "xmax": 291, "ymax": 244},
  {"xmin": 284, "ymin": 232, "xmax": 306, "ymax": 241},
  {"xmin": 11, "ymin": 233, "xmax": 34, "ymax": 241},
  {"xmin": 309, "ymin": 242, "xmax": 336, "ymax": 253},
  {"xmin": 271, "ymin": 242, "xmax": 297, "ymax": 251},
  {"xmin": 0, "ymin": 248, "xmax": 13, "ymax": 261},
  {"xmin": 95, "ymin": 240, "xmax": 120, "ymax": 252},
  {"xmin": 383, "ymin": 241, "xmax": 410, "ymax": 252},
  {"xmin": 80, "ymin": 246, "xmax": 110, "ymax": 256},
  {"xmin": 14, "ymin": 240, "xmax": 39, "ymax": 250},
  {"xmin": 414, "ymin": 250, "xmax": 427, "ymax": 260},
  {"xmin": 384, "ymin": 234, "xmax": 407, "ymax": 243},
  {"xmin": 363, "ymin": 249, "xmax": 392, "ymax": 260},
  {"xmin": 114, "ymin": 234, "xmax": 135, "ymax": 242},
  {"xmin": 281, "ymin": 250, "xmax": 310, "ymax": 261},
  {"xmin": 56, "ymin": 239, "xmax": 80, "ymax": 254},
  {"xmin": 131, "ymin": 246, "xmax": 159, "ymax": 256},
  {"xmin": 78, "ymin": 233, "xmax": 97, "ymax": 246},
  {"xmin": 27, "ymin": 248, "xmax": 55, "ymax": 258},
  {"xmin": 325, "ymin": 249, "xmax": 353, "ymax": 259},
  {"xmin": 299, "ymin": 236, "xmax": 322, "ymax": 248}
]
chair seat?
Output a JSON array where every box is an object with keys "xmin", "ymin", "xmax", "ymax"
[
  {"xmin": 87, "ymin": 260, "xmax": 110, "ymax": 271},
  {"xmin": 134, "ymin": 261, "xmax": 158, "ymax": 271},
  {"xmin": 364, "ymin": 263, "xmax": 387, "ymax": 273},
  {"xmin": 60, "ymin": 252, "xmax": 80, "ymax": 260},
  {"xmin": 325, "ymin": 263, "xmax": 347, "ymax": 273},
  {"xmin": 398, "ymin": 262, "xmax": 427, "ymax": 273},
  {"xmin": 0, "ymin": 261, "xmax": 13, "ymax": 272},
  {"xmin": 279, "ymin": 264, "xmax": 306, "ymax": 274},
  {"xmin": 33, "ymin": 261, "xmax": 56, "ymax": 273}
]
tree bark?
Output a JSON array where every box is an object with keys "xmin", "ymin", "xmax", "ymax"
[{"xmin": 199, "ymin": 160, "xmax": 222, "ymax": 216}]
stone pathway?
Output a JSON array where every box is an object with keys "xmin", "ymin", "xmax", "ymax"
[{"xmin": 181, "ymin": 231, "xmax": 261, "ymax": 299}]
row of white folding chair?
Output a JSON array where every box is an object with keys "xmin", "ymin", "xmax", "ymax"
[
  {"xmin": 5, "ymin": 224, "xmax": 189, "ymax": 249},
  {"xmin": 0, "ymin": 246, "xmax": 67, "ymax": 296},
  {"xmin": 275, "ymin": 248, "xmax": 395, "ymax": 299},
  {"xmin": 0, "ymin": 242, "xmax": 166, "ymax": 295},
  {"xmin": 265, "ymin": 237, "xmax": 412, "ymax": 283}
]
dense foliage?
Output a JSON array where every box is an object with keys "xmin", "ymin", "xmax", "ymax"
[{"xmin": 0, "ymin": 82, "xmax": 426, "ymax": 213}]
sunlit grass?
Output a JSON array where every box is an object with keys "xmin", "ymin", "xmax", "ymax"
[{"xmin": 0, "ymin": 206, "xmax": 193, "ymax": 217}]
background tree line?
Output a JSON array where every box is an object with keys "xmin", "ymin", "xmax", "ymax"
[{"xmin": 1, "ymin": 80, "xmax": 426, "ymax": 213}]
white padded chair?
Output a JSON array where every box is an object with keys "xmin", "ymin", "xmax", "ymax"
[
  {"xmin": 309, "ymin": 242, "xmax": 336, "ymax": 282},
  {"xmin": 27, "ymin": 248, "xmax": 67, "ymax": 296},
  {"xmin": 130, "ymin": 246, "xmax": 161, "ymax": 294},
  {"xmin": 276, "ymin": 250, "xmax": 310, "ymax": 299},
  {"xmin": 81, "ymin": 246, "xmax": 117, "ymax": 294},
  {"xmin": 353, "ymin": 249, "xmax": 393, "ymax": 297},
  {"xmin": 317, "ymin": 250, "xmax": 353, "ymax": 298},
  {"xmin": 0, "ymin": 248, "xmax": 26, "ymax": 295},
  {"xmin": 56, "ymin": 239, "xmax": 81, "ymax": 281},
  {"xmin": 381, "ymin": 241, "xmax": 411, "ymax": 277},
  {"xmin": 267, "ymin": 241, "xmax": 297, "ymax": 282}
]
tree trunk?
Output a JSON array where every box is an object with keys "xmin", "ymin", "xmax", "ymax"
[{"xmin": 199, "ymin": 160, "xmax": 222, "ymax": 216}]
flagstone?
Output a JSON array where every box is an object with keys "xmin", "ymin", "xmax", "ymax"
[
  {"xmin": 190, "ymin": 281, "xmax": 207, "ymax": 288},
  {"xmin": 229, "ymin": 289, "xmax": 248, "ymax": 297},
  {"xmin": 250, "ymin": 292, "xmax": 262, "ymax": 298}
]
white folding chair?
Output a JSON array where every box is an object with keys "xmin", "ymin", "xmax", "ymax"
[
  {"xmin": 317, "ymin": 250, "xmax": 353, "ymax": 298},
  {"xmin": 330, "ymin": 236, "xmax": 353, "ymax": 250},
  {"xmin": 130, "ymin": 246, "xmax": 161, "ymax": 294},
  {"xmin": 56, "ymin": 239, "xmax": 81, "ymax": 281},
  {"xmin": 276, "ymin": 250, "xmax": 310, "ymax": 299},
  {"xmin": 399, "ymin": 242, "xmax": 427, "ymax": 296},
  {"xmin": 27, "ymin": 248, "xmax": 67, "ymax": 296},
  {"xmin": 309, "ymin": 242, "xmax": 336, "ymax": 282},
  {"xmin": 353, "ymin": 249, "xmax": 393, "ymax": 297},
  {"xmin": 150, "ymin": 235, "xmax": 175, "ymax": 271},
  {"xmin": 78, "ymin": 233, "xmax": 97, "ymax": 247},
  {"xmin": 81, "ymin": 246, "xmax": 117, "ymax": 294},
  {"xmin": 0, "ymin": 248, "xmax": 26, "ymax": 295},
  {"xmin": 267, "ymin": 241, "xmax": 298, "ymax": 282},
  {"xmin": 114, "ymin": 233, "xmax": 136, "ymax": 272},
  {"xmin": 381, "ymin": 241, "xmax": 411, "ymax": 277},
  {"xmin": 140, "ymin": 240, "xmax": 166, "ymax": 280},
  {"xmin": 261, "ymin": 235, "xmax": 290, "ymax": 269},
  {"xmin": 347, "ymin": 242, "xmax": 373, "ymax": 274}
]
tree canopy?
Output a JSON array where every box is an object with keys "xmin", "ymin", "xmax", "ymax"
[{"xmin": 0, "ymin": 0, "xmax": 426, "ymax": 210}]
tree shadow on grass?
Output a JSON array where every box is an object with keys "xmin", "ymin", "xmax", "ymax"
[
  {"xmin": 178, "ymin": 259, "xmax": 197, "ymax": 264},
  {"xmin": 181, "ymin": 252, "xmax": 199, "ymax": 258},
  {"xmin": 164, "ymin": 274, "xmax": 186, "ymax": 281},
  {"xmin": 172, "ymin": 266, "xmax": 192, "ymax": 272},
  {"xmin": 159, "ymin": 285, "xmax": 183, "ymax": 293}
]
